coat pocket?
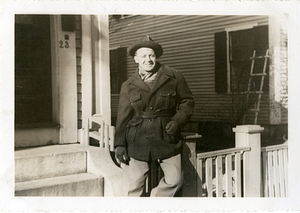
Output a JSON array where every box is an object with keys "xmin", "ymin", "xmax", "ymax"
[
  {"xmin": 126, "ymin": 117, "xmax": 143, "ymax": 144},
  {"xmin": 160, "ymin": 91, "xmax": 177, "ymax": 109},
  {"xmin": 130, "ymin": 93, "xmax": 142, "ymax": 110}
]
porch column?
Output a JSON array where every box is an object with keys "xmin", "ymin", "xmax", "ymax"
[
  {"xmin": 233, "ymin": 125, "xmax": 264, "ymax": 197},
  {"xmin": 91, "ymin": 15, "xmax": 111, "ymax": 125},
  {"xmin": 78, "ymin": 15, "xmax": 111, "ymax": 145}
]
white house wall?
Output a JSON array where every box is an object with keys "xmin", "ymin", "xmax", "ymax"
[
  {"xmin": 280, "ymin": 15, "xmax": 288, "ymax": 124},
  {"xmin": 268, "ymin": 15, "xmax": 289, "ymax": 125}
]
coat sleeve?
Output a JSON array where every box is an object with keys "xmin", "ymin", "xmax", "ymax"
[
  {"xmin": 114, "ymin": 82, "xmax": 134, "ymax": 148},
  {"xmin": 171, "ymin": 70, "xmax": 195, "ymax": 130}
]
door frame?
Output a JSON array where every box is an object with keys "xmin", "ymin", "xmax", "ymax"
[{"xmin": 50, "ymin": 15, "xmax": 78, "ymax": 144}]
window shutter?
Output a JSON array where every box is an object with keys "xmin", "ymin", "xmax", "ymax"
[
  {"xmin": 215, "ymin": 31, "xmax": 227, "ymax": 93},
  {"xmin": 110, "ymin": 47, "xmax": 127, "ymax": 94}
]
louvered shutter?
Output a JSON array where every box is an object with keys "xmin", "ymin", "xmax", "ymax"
[
  {"xmin": 215, "ymin": 31, "xmax": 227, "ymax": 93},
  {"xmin": 110, "ymin": 47, "xmax": 127, "ymax": 94}
]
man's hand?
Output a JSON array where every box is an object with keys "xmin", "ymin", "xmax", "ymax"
[
  {"xmin": 115, "ymin": 146, "xmax": 130, "ymax": 165},
  {"xmin": 165, "ymin": 120, "xmax": 180, "ymax": 136}
]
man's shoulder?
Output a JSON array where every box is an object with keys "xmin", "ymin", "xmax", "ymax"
[
  {"xmin": 159, "ymin": 64, "xmax": 182, "ymax": 78},
  {"xmin": 121, "ymin": 72, "xmax": 138, "ymax": 88}
]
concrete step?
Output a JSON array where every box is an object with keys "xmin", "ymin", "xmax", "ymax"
[
  {"xmin": 15, "ymin": 144, "xmax": 87, "ymax": 182},
  {"xmin": 15, "ymin": 173, "xmax": 104, "ymax": 196}
]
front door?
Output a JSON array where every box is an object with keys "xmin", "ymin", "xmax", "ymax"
[
  {"xmin": 15, "ymin": 15, "xmax": 52, "ymax": 125},
  {"xmin": 15, "ymin": 15, "xmax": 59, "ymax": 147}
]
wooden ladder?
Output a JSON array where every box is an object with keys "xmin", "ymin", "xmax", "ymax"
[{"xmin": 242, "ymin": 49, "xmax": 269, "ymax": 125}]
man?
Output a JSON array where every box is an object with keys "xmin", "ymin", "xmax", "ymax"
[{"xmin": 114, "ymin": 35, "xmax": 194, "ymax": 197}]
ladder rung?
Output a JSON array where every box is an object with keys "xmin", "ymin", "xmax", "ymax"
[
  {"xmin": 250, "ymin": 55, "xmax": 269, "ymax": 59},
  {"xmin": 240, "ymin": 91, "xmax": 263, "ymax": 94},
  {"xmin": 249, "ymin": 109, "xmax": 260, "ymax": 112},
  {"xmin": 250, "ymin": 73, "xmax": 267, "ymax": 76}
]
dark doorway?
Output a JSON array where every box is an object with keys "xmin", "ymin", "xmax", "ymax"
[{"xmin": 15, "ymin": 15, "xmax": 52, "ymax": 125}]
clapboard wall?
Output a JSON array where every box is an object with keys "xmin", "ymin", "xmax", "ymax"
[
  {"xmin": 109, "ymin": 15, "xmax": 279, "ymax": 125},
  {"xmin": 75, "ymin": 15, "xmax": 82, "ymax": 129}
]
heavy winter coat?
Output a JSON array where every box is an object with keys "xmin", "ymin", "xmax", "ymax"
[{"xmin": 114, "ymin": 63, "xmax": 194, "ymax": 161}]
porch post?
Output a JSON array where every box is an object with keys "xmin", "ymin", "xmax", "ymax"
[
  {"xmin": 181, "ymin": 140, "xmax": 197, "ymax": 197},
  {"xmin": 91, "ymin": 15, "xmax": 111, "ymax": 125},
  {"xmin": 98, "ymin": 15, "xmax": 111, "ymax": 125},
  {"xmin": 233, "ymin": 125, "xmax": 264, "ymax": 197},
  {"xmin": 181, "ymin": 133, "xmax": 202, "ymax": 197}
]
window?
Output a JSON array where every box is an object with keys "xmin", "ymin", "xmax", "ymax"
[{"xmin": 215, "ymin": 25, "xmax": 269, "ymax": 93}]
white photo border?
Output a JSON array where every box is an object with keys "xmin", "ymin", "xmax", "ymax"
[{"xmin": 1, "ymin": 1, "xmax": 300, "ymax": 212}]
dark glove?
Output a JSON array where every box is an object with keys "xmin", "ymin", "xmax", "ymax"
[
  {"xmin": 165, "ymin": 120, "xmax": 180, "ymax": 136},
  {"xmin": 115, "ymin": 146, "xmax": 130, "ymax": 165}
]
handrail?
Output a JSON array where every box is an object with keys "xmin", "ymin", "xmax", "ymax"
[
  {"xmin": 197, "ymin": 147, "xmax": 251, "ymax": 159},
  {"xmin": 182, "ymin": 133, "xmax": 202, "ymax": 140},
  {"xmin": 261, "ymin": 143, "xmax": 288, "ymax": 152}
]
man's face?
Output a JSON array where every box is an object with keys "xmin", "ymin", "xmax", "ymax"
[{"xmin": 134, "ymin": 47, "xmax": 156, "ymax": 72}]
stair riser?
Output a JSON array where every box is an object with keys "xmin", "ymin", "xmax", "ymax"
[
  {"xmin": 15, "ymin": 152, "xmax": 87, "ymax": 182},
  {"xmin": 15, "ymin": 177, "xmax": 104, "ymax": 196},
  {"xmin": 15, "ymin": 127, "xmax": 59, "ymax": 148}
]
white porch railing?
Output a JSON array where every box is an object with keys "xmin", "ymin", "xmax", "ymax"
[
  {"xmin": 79, "ymin": 115, "xmax": 123, "ymax": 197},
  {"xmin": 80, "ymin": 114, "xmax": 115, "ymax": 151},
  {"xmin": 261, "ymin": 142, "xmax": 288, "ymax": 197},
  {"xmin": 197, "ymin": 146, "xmax": 250, "ymax": 197},
  {"xmin": 181, "ymin": 125, "xmax": 288, "ymax": 197}
]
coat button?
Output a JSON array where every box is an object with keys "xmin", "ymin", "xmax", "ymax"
[
  {"xmin": 149, "ymin": 119, "xmax": 152, "ymax": 122},
  {"xmin": 146, "ymin": 136, "xmax": 149, "ymax": 139},
  {"xmin": 150, "ymin": 106, "xmax": 153, "ymax": 110}
]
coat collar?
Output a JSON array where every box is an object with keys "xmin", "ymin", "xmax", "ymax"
[
  {"xmin": 128, "ymin": 62, "xmax": 175, "ymax": 93},
  {"xmin": 150, "ymin": 63, "xmax": 175, "ymax": 94}
]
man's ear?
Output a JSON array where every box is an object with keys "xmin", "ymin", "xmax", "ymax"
[{"xmin": 134, "ymin": 56, "xmax": 139, "ymax": 63}]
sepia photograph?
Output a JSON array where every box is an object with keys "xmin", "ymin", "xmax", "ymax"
[{"xmin": 1, "ymin": 1, "xmax": 300, "ymax": 212}]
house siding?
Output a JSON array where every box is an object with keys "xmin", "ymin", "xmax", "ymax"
[
  {"xmin": 75, "ymin": 15, "xmax": 82, "ymax": 129},
  {"xmin": 109, "ymin": 15, "xmax": 273, "ymax": 124}
]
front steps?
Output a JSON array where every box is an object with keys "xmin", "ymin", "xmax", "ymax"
[
  {"xmin": 15, "ymin": 145, "xmax": 87, "ymax": 183},
  {"xmin": 15, "ymin": 144, "xmax": 122, "ymax": 196},
  {"xmin": 15, "ymin": 173, "xmax": 104, "ymax": 196}
]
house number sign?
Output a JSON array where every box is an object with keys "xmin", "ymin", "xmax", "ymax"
[
  {"xmin": 59, "ymin": 40, "xmax": 69, "ymax": 48},
  {"xmin": 59, "ymin": 34, "xmax": 70, "ymax": 48}
]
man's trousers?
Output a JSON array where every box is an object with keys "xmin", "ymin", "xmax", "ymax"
[{"xmin": 121, "ymin": 153, "xmax": 182, "ymax": 197}]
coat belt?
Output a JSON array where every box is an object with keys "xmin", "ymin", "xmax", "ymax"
[{"xmin": 138, "ymin": 110, "xmax": 175, "ymax": 119}]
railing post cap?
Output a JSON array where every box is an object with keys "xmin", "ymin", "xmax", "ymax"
[{"xmin": 233, "ymin": 125, "xmax": 264, "ymax": 134}]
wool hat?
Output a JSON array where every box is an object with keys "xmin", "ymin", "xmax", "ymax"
[{"xmin": 128, "ymin": 35, "xmax": 163, "ymax": 58}]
